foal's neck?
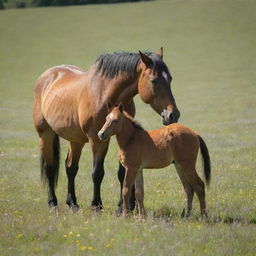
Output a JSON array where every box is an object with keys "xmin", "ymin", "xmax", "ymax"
[{"xmin": 116, "ymin": 116, "xmax": 137, "ymax": 150}]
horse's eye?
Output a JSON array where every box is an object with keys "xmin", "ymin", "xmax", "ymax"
[{"xmin": 150, "ymin": 79, "xmax": 158, "ymax": 85}]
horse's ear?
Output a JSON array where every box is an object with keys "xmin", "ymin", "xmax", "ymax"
[
  {"xmin": 155, "ymin": 47, "xmax": 163, "ymax": 59},
  {"xmin": 118, "ymin": 103, "xmax": 123, "ymax": 113},
  {"xmin": 139, "ymin": 51, "xmax": 153, "ymax": 68},
  {"xmin": 107, "ymin": 101, "xmax": 112, "ymax": 111}
]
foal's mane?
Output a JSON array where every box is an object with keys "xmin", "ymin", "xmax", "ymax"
[
  {"xmin": 95, "ymin": 51, "xmax": 171, "ymax": 79},
  {"xmin": 124, "ymin": 112, "xmax": 144, "ymax": 131}
]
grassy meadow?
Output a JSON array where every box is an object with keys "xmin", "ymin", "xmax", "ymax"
[{"xmin": 0, "ymin": 0, "xmax": 256, "ymax": 255}]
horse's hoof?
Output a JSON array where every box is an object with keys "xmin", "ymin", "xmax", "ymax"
[
  {"xmin": 181, "ymin": 208, "xmax": 191, "ymax": 219},
  {"xmin": 92, "ymin": 205, "xmax": 103, "ymax": 213},
  {"xmin": 71, "ymin": 204, "xmax": 79, "ymax": 213},
  {"xmin": 200, "ymin": 211, "xmax": 208, "ymax": 220},
  {"xmin": 49, "ymin": 205, "xmax": 59, "ymax": 215},
  {"xmin": 181, "ymin": 208, "xmax": 186, "ymax": 218}
]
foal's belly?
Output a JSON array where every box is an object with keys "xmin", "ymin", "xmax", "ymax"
[{"xmin": 142, "ymin": 150, "xmax": 173, "ymax": 169}]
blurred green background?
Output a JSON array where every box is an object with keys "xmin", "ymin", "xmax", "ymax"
[{"xmin": 0, "ymin": 0, "xmax": 256, "ymax": 255}]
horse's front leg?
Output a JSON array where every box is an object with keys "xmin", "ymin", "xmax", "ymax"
[
  {"xmin": 90, "ymin": 139, "xmax": 109, "ymax": 211},
  {"xmin": 118, "ymin": 163, "xmax": 136, "ymax": 213},
  {"xmin": 65, "ymin": 142, "xmax": 84, "ymax": 212}
]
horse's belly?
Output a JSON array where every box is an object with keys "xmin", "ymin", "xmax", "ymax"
[{"xmin": 42, "ymin": 99, "xmax": 87, "ymax": 143}]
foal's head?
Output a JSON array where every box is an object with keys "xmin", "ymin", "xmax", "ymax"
[
  {"xmin": 98, "ymin": 103, "xmax": 124, "ymax": 141},
  {"xmin": 137, "ymin": 48, "xmax": 180, "ymax": 125}
]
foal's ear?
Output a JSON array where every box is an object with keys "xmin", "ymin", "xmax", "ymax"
[
  {"xmin": 107, "ymin": 101, "xmax": 112, "ymax": 111},
  {"xmin": 139, "ymin": 51, "xmax": 153, "ymax": 68},
  {"xmin": 118, "ymin": 103, "xmax": 123, "ymax": 113},
  {"xmin": 155, "ymin": 47, "xmax": 163, "ymax": 60}
]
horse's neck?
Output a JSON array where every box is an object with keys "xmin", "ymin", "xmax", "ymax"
[
  {"xmin": 116, "ymin": 118, "xmax": 137, "ymax": 150},
  {"xmin": 104, "ymin": 74, "xmax": 139, "ymax": 104}
]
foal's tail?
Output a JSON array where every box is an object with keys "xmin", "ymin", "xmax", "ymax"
[
  {"xmin": 198, "ymin": 135, "xmax": 211, "ymax": 186},
  {"xmin": 40, "ymin": 134, "xmax": 60, "ymax": 188}
]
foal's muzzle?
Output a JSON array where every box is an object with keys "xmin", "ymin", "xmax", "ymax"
[{"xmin": 161, "ymin": 109, "xmax": 180, "ymax": 125}]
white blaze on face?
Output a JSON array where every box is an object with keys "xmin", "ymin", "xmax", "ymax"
[{"xmin": 162, "ymin": 71, "xmax": 169, "ymax": 82}]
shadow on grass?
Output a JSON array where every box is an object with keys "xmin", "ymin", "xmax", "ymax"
[{"xmin": 145, "ymin": 205, "xmax": 256, "ymax": 225}]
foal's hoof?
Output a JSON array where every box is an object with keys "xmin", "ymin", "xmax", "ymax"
[{"xmin": 117, "ymin": 203, "xmax": 137, "ymax": 216}]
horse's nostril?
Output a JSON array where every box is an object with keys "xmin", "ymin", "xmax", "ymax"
[{"xmin": 169, "ymin": 112, "xmax": 174, "ymax": 121}]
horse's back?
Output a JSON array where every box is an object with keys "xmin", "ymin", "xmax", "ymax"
[{"xmin": 33, "ymin": 65, "xmax": 88, "ymax": 142}]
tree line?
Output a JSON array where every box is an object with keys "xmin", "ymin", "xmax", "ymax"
[{"xmin": 0, "ymin": 0, "xmax": 149, "ymax": 9}]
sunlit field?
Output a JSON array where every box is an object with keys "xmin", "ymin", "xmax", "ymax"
[{"xmin": 0, "ymin": 0, "xmax": 256, "ymax": 255}]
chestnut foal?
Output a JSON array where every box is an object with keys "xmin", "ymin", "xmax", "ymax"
[{"xmin": 98, "ymin": 104, "xmax": 211, "ymax": 218}]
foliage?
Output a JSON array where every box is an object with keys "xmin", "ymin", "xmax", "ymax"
[
  {"xmin": 1, "ymin": 0, "xmax": 149, "ymax": 9},
  {"xmin": 0, "ymin": 0, "xmax": 256, "ymax": 255}
]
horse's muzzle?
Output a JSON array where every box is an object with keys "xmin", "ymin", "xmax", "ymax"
[
  {"xmin": 98, "ymin": 130, "xmax": 108, "ymax": 141},
  {"xmin": 161, "ymin": 109, "xmax": 180, "ymax": 125}
]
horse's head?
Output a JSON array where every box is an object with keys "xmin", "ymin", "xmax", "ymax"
[
  {"xmin": 98, "ymin": 103, "xmax": 124, "ymax": 141},
  {"xmin": 137, "ymin": 48, "xmax": 180, "ymax": 125}
]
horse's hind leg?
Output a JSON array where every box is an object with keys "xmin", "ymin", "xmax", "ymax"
[
  {"xmin": 175, "ymin": 163, "xmax": 194, "ymax": 217},
  {"xmin": 65, "ymin": 142, "xmax": 84, "ymax": 212},
  {"xmin": 39, "ymin": 130, "xmax": 60, "ymax": 211},
  {"xmin": 90, "ymin": 139, "xmax": 109, "ymax": 211}
]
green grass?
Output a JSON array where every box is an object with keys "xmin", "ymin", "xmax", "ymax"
[{"xmin": 1, "ymin": 0, "xmax": 256, "ymax": 255}]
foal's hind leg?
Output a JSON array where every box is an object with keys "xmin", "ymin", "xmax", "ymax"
[
  {"xmin": 175, "ymin": 163, "xmax": 194, "ymax": 218},
  {"xmin": 65, "ymin": 142, "xmax": 84, "ymax": 212},
  {"xmin": 135, "ymin": 170, "xmax": 145, "ymax": 218},
  {"xmin": 39, "ymin": 130, "xmax": 60, "ymax": 211},
  {"xmin": 184, "ymin": 168, "xmax": 207, "ymax": 218}
]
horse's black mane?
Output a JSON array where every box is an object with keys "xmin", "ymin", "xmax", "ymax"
[{"xmin": 95, "ymin": 51, "xmax": 171, "ymax": 79}]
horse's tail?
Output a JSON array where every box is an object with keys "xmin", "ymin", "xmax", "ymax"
[
  {"xmin": 198, "ymin": 135, "xmax": 211, "ymax": 186},
  {"xmin": 40, "ymin": 134, "xmax": 60, "ymax": 188}
]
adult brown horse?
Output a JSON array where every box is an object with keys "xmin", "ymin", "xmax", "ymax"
[{"xmin": 32, "ymin": 48, "xmax": 180, "ymax": 212}]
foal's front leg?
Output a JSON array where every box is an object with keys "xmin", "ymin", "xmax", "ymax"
[
  {"xmin": 117, "ymin": 99, "xmax": 136, "ymax": 213},
  {"xmin": 122, "ymin": 167, "xmax": 138, "ymax": 216},
  {"xmin": 118, "ymin": 162, "xmax": 136, "ymax": 213}
]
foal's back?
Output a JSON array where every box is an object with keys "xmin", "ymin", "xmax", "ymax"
[{"xmin": 136, "ymin": 123, "xmax": 200, "ymax": 169}]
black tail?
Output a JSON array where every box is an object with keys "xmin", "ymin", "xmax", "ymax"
[
  {"xmin": 198, "ymin": 135, "xmax": 211, "ymax": 186},
  {"xmin": 40, "ymin": 134, "xmax": 60, "ymax": 188}
]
